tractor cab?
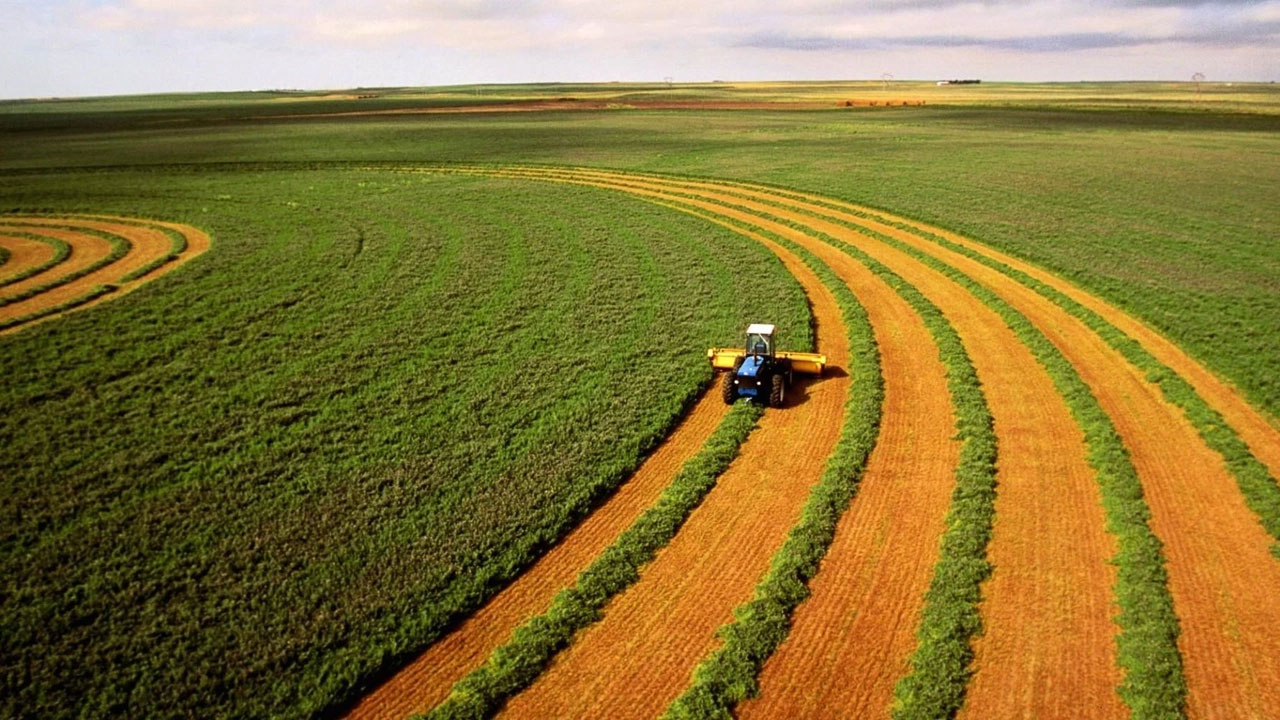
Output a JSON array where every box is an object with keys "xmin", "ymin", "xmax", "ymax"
[{"xmin": 745, "ymin": 323, "xmax": 776, "ymax": 359}]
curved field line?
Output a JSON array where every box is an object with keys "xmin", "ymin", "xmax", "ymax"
[
  {"xmin": 343, "ymin": 390, "xmax": 731, "ymax": 719},
  {"xmin": 562, "ymin": 169, "xmax": 1280, "ymax": 718},
  {"xmin": 471, "ymin": 167, "xmax": 1122, "ymax": 717},
  {"xmin": 669, "ymin": 179, "xmax": 1280, "ymax": 719},
  {"xmin": 493, "ymin": 195, "xmax": 851, "ymax": 719},
  {"xmin": 350, "ymin": 166, "xmax": 1277, "ymax": 718},
  {"xmin": 730, "ymin": 239, "xmax": 964, "ymax": 715},
  {"xmin": 0, "ymin": 216, "xmax": 209, "ymax": 335},
  {"xmin": 755, "ymin": 186, "xmax": 1280, "ymax": 463},
  {"xmin": 0, "ymin": 227, "xmax": 112, "ymax": 304},
  {"xmin": 0, "ymin": 234, "xmax": 62, "ymax": 287},
  {"xmin": 593, "ymin": 170, "xmax": 1280, "ymax": 503}
]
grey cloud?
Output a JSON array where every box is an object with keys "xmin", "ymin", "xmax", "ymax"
[{"xmin": 741, "ymin": 20, "xmax": 1280, "ymax": 52}]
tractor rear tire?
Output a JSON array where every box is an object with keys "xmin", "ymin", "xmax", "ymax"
[
  {"xmin": 770, "ymin": 373, "xmax": 786, "ymax": 408},
  {"xmin": 721, "ymin": 371, "xmax": 737, "ymax": 405}
]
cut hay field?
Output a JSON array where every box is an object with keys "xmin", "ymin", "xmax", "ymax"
[{"xmin": 1, "ymin": 82, "xmax": 1279, "ymax": 720}]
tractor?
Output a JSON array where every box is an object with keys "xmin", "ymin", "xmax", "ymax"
[{"xmin": 707, "ymin": 324, "xmax": 826, "ymax": 408}]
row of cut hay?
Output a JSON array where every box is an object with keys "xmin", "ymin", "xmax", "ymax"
[
  {"xmin": 424, "ymin": 402, "xmax": 765, "ymax": 719},
  {"xmin": 341, "ymin": 165, "xmax": 1277, "ymax": 720},
  {"xmin": 0, "ymin": 226, "xmax": 130, "ymax": 309},
  {"xmin": 0, "ymin": 232, "xmax": 72, "ymax": 288},
  {"xmin": 622, "ymin": 174, "xmax": 1183, "ymax": 718},
  {"xmin": 493, "ymin": 167, "xmax": 1184, "ymax": 717},
  {"xmin": 0, "ymin": 215, "xmax": 204, "ymax": 333}
]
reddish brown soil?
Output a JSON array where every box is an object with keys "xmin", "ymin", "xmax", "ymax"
[
  {"xmin": 497, "ymin": 210, "xmax": 850, "ymax": 719},
  {"xmin": 0, "ymin": 234, "xmax": 58, "ymax": 283},
  {"xmin": 343, "ymin": 390, "xmax": 730, "ymax": 719},
  {"xmin": 0, "ymin": 216, "xmax": 207, "ymax": 334}
]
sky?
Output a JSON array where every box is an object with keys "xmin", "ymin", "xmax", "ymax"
[{"xmin": 3, "ymin": 0, "xmax": 1278, "ymax": 99}]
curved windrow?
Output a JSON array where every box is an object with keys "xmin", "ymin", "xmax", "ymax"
[
  {"xmin": 0, "ymin": 215, "xmax": 209, "ymax": 334},
  {"xmin": 352, "ymin": 165, "xmax": 1280, "ymax": 720}
]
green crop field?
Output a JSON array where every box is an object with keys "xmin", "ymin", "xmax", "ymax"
[{"xmin": 2, "ymin": 82, "xmax": 1278, "ymax": 719}]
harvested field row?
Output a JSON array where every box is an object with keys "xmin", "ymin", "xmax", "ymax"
[
  {"xmin": 0, "ymin": 233, "xmax": 63, "ymax": 287},
  {"xmin": 352, "ymin": 166, "xmax": 1279, "ymax": 719},
  {"xmin": 344, "ymin": 389, "xmax": 731, "ymax": 719},
  {"xmin": 494, "ymin": 204, "xmax": 852, "ymax": 719},
  {"xmin": 510, "ymin": 166, "xmax": 1280, "ymax": 718},
  {"xmin": 484, "ymin": 168, "xmax": 1120, "ymax": 719},
  {"xmin": 0, "ymin": 215, "xmax": 209, "ymax": 334}
]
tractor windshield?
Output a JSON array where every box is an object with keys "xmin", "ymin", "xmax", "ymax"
[{"xmin": 746, "ymin": 332, "xmax": 772, "ymax": 357}]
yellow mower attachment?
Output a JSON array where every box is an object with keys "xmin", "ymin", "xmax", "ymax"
[{"xmin": 706, "ymin": 347, "xmax": 827, "ymax": 375}]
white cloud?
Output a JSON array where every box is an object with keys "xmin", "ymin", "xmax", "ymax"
[{"xmin": 0, "ymin": 0, "xmax": 1272, "ymax": 97}]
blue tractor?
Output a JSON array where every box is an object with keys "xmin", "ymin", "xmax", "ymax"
[{"xmin": 708, "ymin": 323, "xmax": 826, "ymax": 408}]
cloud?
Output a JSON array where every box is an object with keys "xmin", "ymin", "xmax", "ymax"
[
  {"xmin": 4, "ymin": 0, "xmax": 1275, "ymax": 98},
  {"xmin": 742, "ymin": 22, "xmax": 1280, "ymax": 53}
]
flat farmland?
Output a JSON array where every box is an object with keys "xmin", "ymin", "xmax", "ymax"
[{"xmin": 1, "ymin": 82, "xmax": 1278, "ymax": 719}]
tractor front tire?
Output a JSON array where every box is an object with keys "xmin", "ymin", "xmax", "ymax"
[
  {"xmin": 722, "ymin": 371, "xmax": 737, "ymax": 405},
  {"xmin": 770, "ymin": 373, "xmax": 786, "ymax": 408}
]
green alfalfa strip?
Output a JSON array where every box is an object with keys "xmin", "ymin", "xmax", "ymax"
[
  {"xmin": 723, "ymin": 195, "xmax": 1185, "ymax": 718},
  {"xmin": 893, "ymin": 218, "xmax": 1280, "ymax": 560},
  {"xmin": 493, "ymin": 174, "xmax": 991, "ymax": 719},
  {"xmin": 660, "ymin": 203, "xmax": 967, "ymax": 717},
  {"xmin": 657, "ymin": 203, "xmax": 995, "ymax": 720},
  {"xmin": 712, "ymin": 177, "xmax": 1280, "ymax": 559},
  {"xmin": 616, "ymin": 178, "xmax": 1183, "ymax": 718},
  {"xmin": 422, "ymin": 399, "xmax": 764, "ymax": 720},
  {"xmin": 875, "ymin": 229, "xmax": 1187, "ymax": 720},
  {"xmin": 0, "ymin": 226, "xmax": 130, "ymax": 308},
  {"xmin": 0, "ymin": 284, "xmax": 118, "ymax": 332}
]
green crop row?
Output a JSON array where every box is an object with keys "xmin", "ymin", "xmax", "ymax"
[
  {"xmin": 119, "ymin": 253, "xmax": 179, "ymax": 283},
  {"xmin": 426, "ymin": 401, "xmax": 764, "ymax": 720},
  {"xmin": 869, "ymin": 215, "xmax": 1280, "ymax": 559},
  {"xmin": 0, "ymin": 224, "xmax": 129, "ymax": 309},
  {"xmin": 0, "ymin": 283, "xmax": 118, "ymax": 332},
  {"xmin": 617, "ymin": 176, "xmax": 1184, "ymax": 717},
  {"xmin": 118, "ymin": 221, "xmax": 191, "ymax": 282},
  {"xmin": 749, "ymin": 177, "xmax": 1280, "ymax": 558},
  {"xmin": 753, "ymin": 197, "xmax": 1187, "ymax": 718},
  {"xmin": 528, "ymin": 172, "xmax": 993, "ymax": 719},
  {"xmin": 0, "ymin": 170, "xmax": 811, "ymax": 720},
  {"xmin": 659, "ymin": 208, "xmax": 885, "ymax": 719},
  {"xmin": 0, "ymin": 230, "xmax": 71, "ymax": 288}
]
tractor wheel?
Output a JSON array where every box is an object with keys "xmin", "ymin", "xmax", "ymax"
[
  {"xmin": 721, "ymin": 371, "xmax": 737, "ymax": 405},
  {"xmin": 770, "ymin": 373, "xmax": 786, "ymax": 408}
]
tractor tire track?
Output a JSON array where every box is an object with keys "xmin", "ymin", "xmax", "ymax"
[
  {"xmin": 495, "ymin": 197, "xmax": 851, "ymax": 719},
  {"xmin": 344, "ymin": 389, "xmax": 729, "ymax": 719}
]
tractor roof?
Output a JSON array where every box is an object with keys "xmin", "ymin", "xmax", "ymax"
[{"xmin": 746, "ymin": 323, "xmax": 776, "ymax": 336}]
